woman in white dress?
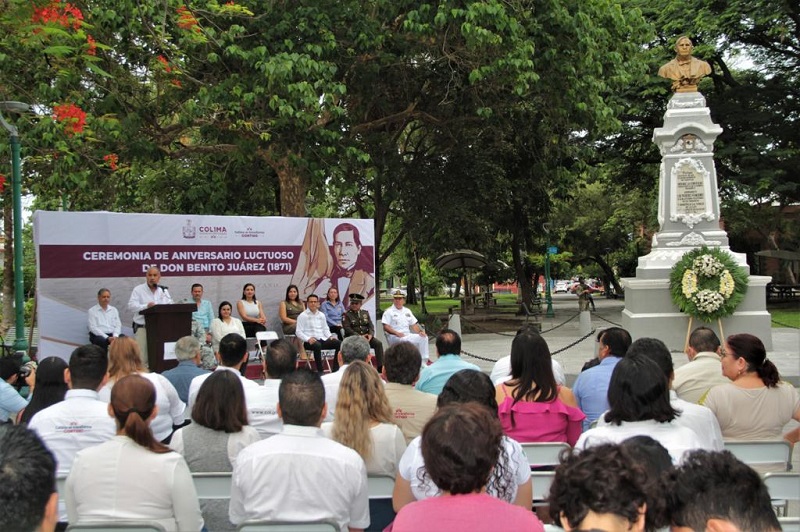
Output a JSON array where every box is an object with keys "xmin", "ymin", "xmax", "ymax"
[
  {"xmin": 236, "ymin": 283, "xmax": 267, "ymax": 338},
  {"xmin": 98, "ymin": 337, "xmax": 185, "ymax": 443},
  {"xmin": 210, "ymin": 301, "xmax": 246, "ymax": 354},
  {"xmin": 66, "ymin": 374, "xmax": 203, "ymax": 531}
]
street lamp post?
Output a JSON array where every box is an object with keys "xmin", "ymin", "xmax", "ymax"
[
  {"xmin": 0, "ymin": 101, "xmax": 32, "ymax": 352},
  {"xmin": 543, "ymin": 223, "xmax": 554, "ymax": 318}
]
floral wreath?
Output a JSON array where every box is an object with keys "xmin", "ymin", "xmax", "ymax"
[{"xmin": 669, "ymin": 246, "xmax": 748, "ymax": 321}]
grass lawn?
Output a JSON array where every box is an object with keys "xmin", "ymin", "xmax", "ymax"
[
  {"xmin": 770, "ymin": 307, "xmax": 800, "ymax": 328},
  {"xmin": 378, "ymin": 293, "xmax": 522, "ymax": 317}
]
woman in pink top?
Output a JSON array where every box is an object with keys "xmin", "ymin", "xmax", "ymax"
[
  {"xmin": 495, "ymin": 331, "xmax": 584, "ymax": 444},
  {"xmin": 391, "ymin": 403, "xmax": 543, "ymax": 532}
]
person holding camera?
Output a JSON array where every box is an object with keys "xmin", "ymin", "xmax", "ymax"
[{"xmin": 0, "ymin": 356, "xmax": 36, "ymax": 423}]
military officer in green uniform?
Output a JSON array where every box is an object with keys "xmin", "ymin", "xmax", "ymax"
[{"xmin": 342, "ymin": 293, "xmax": 384, "ymax": 372}]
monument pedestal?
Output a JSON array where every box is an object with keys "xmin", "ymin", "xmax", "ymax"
[{"xmin": 622, "ymin": 92, "xmax": 772, "ymax": 349}]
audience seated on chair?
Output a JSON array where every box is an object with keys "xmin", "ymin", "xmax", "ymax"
[
  {"xmin": 322, "ymin": 360, "xmax": 406, "ymax": 477},
  {"xmin": 494, "ymin": 331, "xmax": 584, "ymax": 445},
  {"xmin": 704, "ymin": 333, "xmax": 800, "ymax": 444},
  {"xmin": 247, "ymin": 338, "xmax": 298, "ymax": 439},
  {"xmin": 186, "ymin": 333, "xmax": 260, "ymax": 419},
  {"xmin": 171, "ymin": 371, "xmax": 259, "ymax": 531},
  {"xmin": 394, "ymin": 370, "xmax": 532, "ymax": 512},
  {"xmin": 664, "ymin": 449, "xmax": 781, "ymax": 532},
  {"xmin": 608, "ymin": 337, "xmax": 723, "ymax": 451},
  {"xmin": 575, "ymin": 354, "xmax": 708, "ymax": 464},
  {"xmin": 18, "ymin": 356, "xmax": 68, "ymax": 425},
  {"xmin": 161, "ymin": 336, "xmax": 210, "ymax": 404},
  {"xmin": 415, "ymin": 329, "xmax": 479, "ymax": 395},
  {"xmin": 0, "ymin": 424, "xmax": 59, "ymax": 532},
  {"xmin": 229, "ymin": 370, "xmax": 369, "ymax": 530},
  {"xmin": 672, "ymin": 326, "xmax": 728, "ymax": 404},
  {"xmin": 66, "ymin": 375, "xmax": 204, "ymax": 531},
  {"xmin": 321, "ymin": 336, "xmax": 371, "ymax": 420},
  {"xmin": 98, "ymin": 337, "xmax": 185, "ymax": 443},
  {"xmin": 548, "ymin": 443, "xmax": 665, "ymax": 532},
  {"xmin": 391, "ymin": 403, "xmax": 544, "ymax": 531},
  {"xmin": 381, "ymin": 343, "xmax": 437, "ymax": 445},
  {"xmin": 572, "ymin": 327, "xmax": 631, "ymax": 430},
  {"xmin": 490, "ymin": 325, "xmax": 566, "ymax": 387}
]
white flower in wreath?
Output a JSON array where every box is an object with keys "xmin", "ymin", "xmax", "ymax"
[
  {"xmin": 693, "ymin": 255, "xmax": 724, "ymax": 277},
  {"xmin": 693, "ymin": 289, "xmax": 725, "ymax": 313},
  {"xmin": 681, "ymin": 270, "xmax": 698, "ymax": 298},
  {"xmin": 719, "ymin": 270, "xmax": 735, "ymax": 299}
]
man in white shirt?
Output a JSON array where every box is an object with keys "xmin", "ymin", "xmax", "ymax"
[
  {"xmin": 295, "ymin": 294, "xmax": 341, "ymax": 375},
  {"xmin": 186, "ymin": 333, "xmax": 261, "ymax": 417},
  {"xmin": 230, "ymin": 370, "xmax": 369, "ymax": 530},
  {"xmin": 321, "ymin": 335, "xmax": 371, "ymax": 420},
  {"xmin": 381, "ymin": 290, "xmax": 429, "ymax": 361},
  {"xmin": 248, "ymin": 338, "xmax": 297, "ymax": 438},
  {"xmin": 87, "ymin": 288, "xmax": 121, "ymax": 352},
  {"xmin": 672, "ymin": 327, "xmax": 729, "ymax": 404},
  {"xmin": 0, "ymin": 425, "xmax": 59, "ymax": 532},
  {"xmin": 127, "ymin": 266, "xmax": 173, "ymax": 367},
  {"xmin": 28, "ymin": 345, "xmax": 117, "ymax": 523}
]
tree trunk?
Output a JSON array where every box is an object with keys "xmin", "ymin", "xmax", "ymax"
[
  {"xmin": 412, "ymin": 241, "xmax": 426, "ymax": 314},
  {"xmin": 591, "ymin": 255, "xmax": 623, "ymax": 297},
  {"xmin": 260, "ymin": 149, "xmax": 307, "ymax": 217},
  {"xmin": 2, "ymin": 199, "xmax": 13, "ymax": 331},
  {"xmin": 512, "ymin": 226, "xmax": 534, "ymax": 313}
]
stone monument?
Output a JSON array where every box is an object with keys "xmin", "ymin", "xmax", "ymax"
[{"xmin": 621, "ymin": 38, "xmax": 772, "ymax": 349}]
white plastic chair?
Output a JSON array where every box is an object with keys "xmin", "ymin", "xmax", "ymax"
[
  {"xmin": 723, "ymin": 440, "xmax": 793, "ymax": 471},
  {"xmin": 367, "ymin": 475, "xmax": 394, "ymax": 500},
  {"xmin": 66, "ymin": 522, "xmax": 166, "ymax": 532},
  {"xmin": 255, "ymin": 331, "xmax": 280, "ymax": 357},
  {"xmin": 764, "ymin": 472, "xmax": 800, "ymax": 518},
  {"xmin": 237, "ymin": 521, "xmax": 338, "ymax": 531},
  {"xmin": 520, "ymin": 442, "xmax": 570, "ymax": 468},
  {"xmin": 192, "ymin": 471, "xmax": 233, "ymax": 500}
]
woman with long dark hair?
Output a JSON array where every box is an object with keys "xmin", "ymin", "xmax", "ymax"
[
  {"xmin": 17, "ymin": 357, "xmax": 68, "ymax": 425},
  {"xmin": 392, "ymin": 403, "xmax": 543, "ymax": 531},
  {"xmin": 576, "ymin": 355, "xmax": 707, "ymax": 463},
  {"xmin": 393, "ymin": 369, "xmax": 532, "ymax": 511},
  {"xmin": 278, "ymin": 284, "xmax": 305, "ymax": 336},
  {"xmin": 237, "ymin": 283, "xmax": 267, "ymax": 338},
  {"xmin": 66, "ymin": 375, "xmax": 203, "ymax": 530},
  {"xmin": 495, "ymin": 332, "xmax": 584, "ymax": 444},
  {"xmin": 705, "ymin": 333, "xmax": 800, "ymax": 442},
  {"xmin": 171, "ymin": 371, "xmax": 259, "ymax": 531}
]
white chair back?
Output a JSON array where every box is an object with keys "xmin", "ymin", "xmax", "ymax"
[
  {"xmin": 520, "ymin": 442, "xmax": 570, "ymax": 468},
  {"xmin": 531, "ymin": 471, "xmax": 555, "ymax": 502},
  {"xmin": 723, "ymin": 440, "xmax": 793, "ymax": 471},
  {"xmin": 237, "ymin": 521, "xmax": 338, "ymax": 531},
  {"xmin": 66, "ymin": 522, "xmax": 166, "ymax": 532},
  {"xmin": 367, "ymin": 475, "xmax": 394, "ymax": 499},
  {"xmin": 192, "ymin": 471, "xmax": 233, "ymax": 499}
]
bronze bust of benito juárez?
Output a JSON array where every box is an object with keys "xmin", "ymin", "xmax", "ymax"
[{"xmin": 658, "ymin": 36, "xmax": 712, "ymax": 93}]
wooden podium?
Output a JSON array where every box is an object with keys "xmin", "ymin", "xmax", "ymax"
[{"xmin": 141, "ymin": 304, "xmax": 195, "ymax": 372}]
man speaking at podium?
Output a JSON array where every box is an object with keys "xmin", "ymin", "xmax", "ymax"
[{"xmin": 128, "ymin": 266, "xmax": 173, "ymax": 367}]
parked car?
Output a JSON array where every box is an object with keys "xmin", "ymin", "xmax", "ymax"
[{"xmin": 554, "ymin": 280, "xmax": 570, "ymax": 293}]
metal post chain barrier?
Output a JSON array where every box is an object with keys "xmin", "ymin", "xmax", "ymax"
[
  {"xmin": 457, "ymin": 312, "xmax": 582, "ymax": 337},
  {"xmin": 594, "ymin": 314, "xmax": 623, "ymax": 328},
  {"xmin": 460, "ymin": 328, "xmax": 597, "ymax": 364},
  {"xmin": 771, "ymin": 318, "xmax": 798, "ymax": 329}
]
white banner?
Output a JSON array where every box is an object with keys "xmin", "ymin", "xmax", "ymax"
[{"xmin": 33, "ymin": 211, "xmax": 376, "ymax": 359}]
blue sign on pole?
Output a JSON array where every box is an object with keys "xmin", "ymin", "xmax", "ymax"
[{"xmin": 548, "ymin": 246, "xmax": 558, "ymax": 255}]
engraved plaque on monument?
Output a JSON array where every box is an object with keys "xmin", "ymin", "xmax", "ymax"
[
  {"xmin": 675, "ymin": 160, "xmax": 706, "ymax": 214},
  {"xmin": 670, "ymin": 157, "xmax": 713, "ymax": 228}
]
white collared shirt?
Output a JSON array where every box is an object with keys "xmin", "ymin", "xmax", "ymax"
[
  {"xmin": 87, "ymin": 304, "xmax": 122, "ymax": 337},
  {"xmin": 320, "ymin": 363, "xmax": 349, "ymax": 420},
  {"xmin": 246, "ymin": 379, "xmax": 283, "ymax": 439},
  {"xmin": 186, "ymin": 366, "xmax": 262, "ymax": 419},
  {"xmin": 29, "ymin": 389, "xmax": 117, "ymax": 474},
  {"xmin": 127, "ymin": 283, "xmax": 173, "ymax": 325},
  {"xmin": 381, "ymin": 305, "xmax": 417, "ymax": 335},
  {"xmin": 230, "ymin": 424, "xmax": 369, "ymax": 530},
  {"xmin": 295, "ymin": 309, "xmax": 332, "ymax": 342}
]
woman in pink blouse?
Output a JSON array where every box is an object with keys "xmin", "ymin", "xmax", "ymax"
[{"xmin": 494, "ymin": 331, "xmax": 584, "ymax": 444}]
